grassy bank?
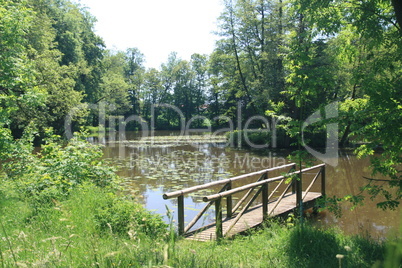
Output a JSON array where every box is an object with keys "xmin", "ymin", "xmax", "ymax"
[
  {"xmin": 0, "ymin": 184, "xmax": 168, "ymax": 267},
  {"xmin": 0, "ymin": 190, "xmax": 390, "ymax": 268},
  {"xmin": 0, "ymin": 178, "xmax": 391, "ymax": 267},
  {"xmin": 173, "ymin": 223, "xmax": 387, "ymax": 268}
]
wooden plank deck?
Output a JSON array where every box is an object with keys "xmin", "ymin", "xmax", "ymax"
[{"xmin": 185, "ymin": 192, "xmax": 322, "ymax": 241}]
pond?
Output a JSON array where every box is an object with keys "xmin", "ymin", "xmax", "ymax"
[{"xmin": 100, "ymin": 131, "xmax": 400, "ymax": 239}]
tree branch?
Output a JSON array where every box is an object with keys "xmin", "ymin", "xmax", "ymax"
[
  {"xmin": 0, "ymin": 86, "xmax": 24, "ymax": 95},
  {"xmin": 363, "ymin": 176, "xmax": 402, "ymax": 183}
]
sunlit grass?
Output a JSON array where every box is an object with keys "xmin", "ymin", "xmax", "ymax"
[{"xmin": 0, "ymin": 183, "xmax": 167, "ymax": 267}]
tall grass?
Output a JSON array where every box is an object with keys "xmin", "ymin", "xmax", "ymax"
[
  {"xmin": 0, "ymin": 183, "xmax": 168, "ymax": 267},
  {"xmin": 0, "ymin": 193, "xmax": 388, "ymax": 268},
  {"xmin": 166, "ymin": 222, "xmax": 386, "ymax": 268}
]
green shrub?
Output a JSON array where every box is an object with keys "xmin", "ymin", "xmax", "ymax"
[
  {"xmin": 227, "ymin": 130, "xmax": 272, "ymax": 148},
  {"xmin": 376, "ymin": 236, "xmax": 402, "ymax": 267},
  {"xmin": 64, "ymin": 184, "xmax": 168, "ymax": 239},
  {"xmin": 1, "ymin": 128, "xmax": 120, "ymax": 206}
]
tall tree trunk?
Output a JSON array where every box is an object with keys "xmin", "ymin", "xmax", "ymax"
[
  {"xmin": 392, "ymin": 0, "xmax": 402, "ymax": 32},
  {"xmin": 276, "ymin": 0, "xmax": 285, "ymax": 98},
  {"xmin": 259, "ymin": 0, "xmax": 268, "ymax": 100},
  {"xmin": 227, "ymin": 0, "xmax": 260, "ymax": 118}
]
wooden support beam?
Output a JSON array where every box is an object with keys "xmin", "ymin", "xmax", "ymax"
[
  {"xmin": 303, "ymin": 169, "xmax": 322, "ymax": 200},
  {"xmin": 232, "ymin": 172, "xmax": 267, "ymax": 213},
  {"xmin": 226, "ymin": 182, "xmax": 233, "ymax": 218},
  {"xmin": 224, "ymin": 185, "xmax": 264, "ymax": 237},
  {"xmin": 262, "ymin": 182, "xmax": 268, "ymax": 221},
  {"xmin": 178, "ymin": 195, "xmax": 185, "ymax": 236},
  {"xmin": 215, "ymin": 198, "xmax": 223, "ymax": 240},
  {"xmin": 296, "ymin": 172, "xmax": 302, "ymax": 216},
  {"xmin": 292, "ymin": 164, "xmax": 297, "ymax": 194},
  {"xmin": 321, "ymin": 165, "xmax": 326, "ymax": 196},
  {"xmin": 184, "ymin": 182, "xmax": 230, "ymax": 233}
]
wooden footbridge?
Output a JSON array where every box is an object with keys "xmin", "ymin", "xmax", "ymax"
[{"xmin": 163, "ymin": 163, "xmax": 326, "ymax": 241}]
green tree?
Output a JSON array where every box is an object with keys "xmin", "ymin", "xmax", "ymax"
[
  {"xmin": 0, "ymin": 0, "xmax": 48, "ymax": 136},
  {"xmin": 99, "ymin": 51, "xmax": 131, "ymax": 113},
  {"xmin": 141, "ymin": 68, "xmax": 164, "ymax": 121},
  {"xmin": 297, "ymin": 0, "xmax": 402, "ymax": 209},
  {"xmin": 208, "ymin": 44, "xmax": 242, "ymax": 126},
  {"xmin": 1, "ymin": 0, "xmax": 105, "ymax": 137},
  {"xmin": 191, "ymin": 53, "xmax": 209, "ymax": 117},
  {"xmin": 215, "ymin": 0, "xmax": 289, "ymax": 122},
  {"xmin": 124, "ymin": 48, "xmax": 145, "ymax": 119}
]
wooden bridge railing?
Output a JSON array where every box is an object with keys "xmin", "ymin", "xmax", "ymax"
[
  {"xmin": 163, "ymin": 163, "xmax": 296, "ymax": 235},
  {"xmin": 163, "ymin": 163, "xmax": 326, "ymax": 239},
  {"xmin": 203, "ymin": 163, "xmax": 325, "ymax": 238}
]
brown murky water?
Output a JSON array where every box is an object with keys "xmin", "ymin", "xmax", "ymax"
[{"xmin": 101, "ymin": 131, "xmax": 400, "ymax": 239}]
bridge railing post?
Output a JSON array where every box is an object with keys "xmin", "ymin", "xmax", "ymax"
[
  {"xmin": 262, "ymin": 182, "xmax": 268, "ymax": 221},
  {"xmin": 292, "ymin": 164, "xmax": 297, "ymax": 194},
  {"xmin": 296, "ymin": 171, "xmax": 302, "ymax": 214},
  {"xmin": 321, "ymin": 165, "xmax": 326, "ymax": 196},
  {"xmin": 226, "ymin": 182, "xmax": 233, "ymax": 218},
  {"xmin": 215, "ymin": 197, "xmax": 223, "ymax": 240},
  {"xmin": 262, "ymin": 172, "xmax": 269, "ymax": 220},
  {"xmin": 178, "ymin": 195, "xmax": 185, "ymax": 236}
]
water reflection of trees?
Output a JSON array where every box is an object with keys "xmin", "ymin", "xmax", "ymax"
[{"xmin": 324, "ymin": 150, "xmax": 400, "ymax": 238}]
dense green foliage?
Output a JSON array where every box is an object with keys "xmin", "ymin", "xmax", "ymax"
[
  {"xmin": 295, "ymin": 0, "xmax": 402, "ymax": 210},
  {"xmin": 1, "ymin": 0, "xmax": 400, "ymax": 143},
  {"xmin": 1, "ymin": 128, "xmax": 120, "ymax": 205},
  {"xmin": 0, "ymin": 0, "xmax": 400, "ymax": 131}
]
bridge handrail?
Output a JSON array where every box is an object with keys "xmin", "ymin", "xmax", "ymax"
[
  {"xmin": 211, "ymin": 163, "xmax": 325, "ymax": 238},
  {"xmin": 163, "ymin": 163, "xmax": 296, "ymax": 199},
  {"xmin": 202, "ymin": 164, "xmax": 325, "ymax": 202}
]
